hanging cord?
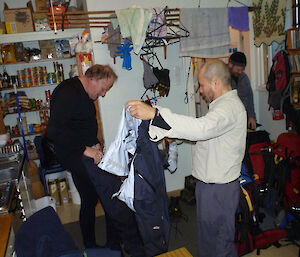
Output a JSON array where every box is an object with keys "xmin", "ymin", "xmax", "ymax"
[
  {"xmin": 50, "ymin": 0, "xmax": 57, "ymax": 33},
  {"xmin": 184, "ymin": 58, "xmax": 192, "ymax": 104},
  {"xmin": 232, "ymin": 0, "xmax": 248, "ymax": 7},
  {"xmin": 198, "ymin": 0, "xmax": 201, "ymax": 8}
]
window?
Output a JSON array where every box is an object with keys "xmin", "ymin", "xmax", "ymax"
[{"xmin": 292, "ymin": 0, "xmax": 300, "ymax": 27}]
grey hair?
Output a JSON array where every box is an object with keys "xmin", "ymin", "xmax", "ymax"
[{"xmin": 85, "ymin": 64, "xmax": 118, "ymax": 81}]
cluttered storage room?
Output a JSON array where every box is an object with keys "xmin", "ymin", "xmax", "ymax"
[{"xmin": 0, "ymin": 0, "xmax": 300, "ymax": 256}]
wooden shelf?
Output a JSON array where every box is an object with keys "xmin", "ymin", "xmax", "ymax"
[
  {"xmin": 287, "ymin": 48, "xmax": 300, "ymax": 54},
  {"xmin": 2, "ymin": 57, "xmax": 75, "ymax": 66},
  {"xmin": 0, "ymin": 29, "xmax": 84, "ymax": 44},
  {"xmin": 10, "ymin": 131, "xmax": 43, "ymax": 139},
  {"xmin": 4, "ymin": 107, "xmax": 49, "ymax": 117},
  {"xmin": 0, "ymin": 213, "xmax": 12, "ymax": 257},
  {"xmin": 1, "ymin": 83, "xmax": 59, "ymax": 91}
]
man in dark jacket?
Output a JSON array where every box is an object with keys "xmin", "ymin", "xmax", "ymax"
[
  {"xmin": 228, "ymin": 51, "xmax": 257, "ymax": 130},
  {"xmin": 46, "ymin": 64, "xmax": 116, "ymax": 248}
]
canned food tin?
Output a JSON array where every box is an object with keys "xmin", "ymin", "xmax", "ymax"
[
  {"xmin": 47, "ymin": 73, "xmax": 53, "ymax": 84},
  {"xmin": 17, "ymin": 70, "xmax": 24, "ymax": 87}
]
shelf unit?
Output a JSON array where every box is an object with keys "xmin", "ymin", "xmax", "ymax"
[
  {"xmin": 2, "ymin": 57, "xmax": 75, "ymax": 66},
  {"xmin": 287, "ymin": 28, "xmax": 300, "ymax": 110},
  {"xmin": 1, "ymin": 83, "xmax": 59, "ymax": 91},
  {"xmin": 3, "ymin": 107, "xmax": 49, "ymax": 117},
  {"xmin": 11, "ymin": 131, "xmax": 42, "ymax": 139},
  {"xmin": 0, "ymin": 29, "xmax": 84, "ymax": 160},
  {"xmin": 0, "ymin": 29, "xmax": 84, "ymax": 44}
]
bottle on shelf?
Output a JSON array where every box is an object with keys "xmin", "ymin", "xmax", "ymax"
[
  {"xmin": 45, "ymin": 90, "xmax": 51, "ymax": 108},
  {"xmin": 0, "ymin": 73, "xmax": 3, "ymax": 88},
  {"xmin": 2, "ymin": 69, "xmax": 9, "ymax": 88},
  {"xmin": 59, "ymin": 64, "xmax": 64, "ymax": 81},
  {"xmin": 39, "ymin": 111, "xmax": 47, "ymax": 132}
]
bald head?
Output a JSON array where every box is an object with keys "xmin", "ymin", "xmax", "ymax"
[
  {"xmin": 198, "ymin": 60, "xmax": 232, "ymax": 103},
  {"xmin": 200, "ymin": 60, "xmax": 231, "ymax": 89}
]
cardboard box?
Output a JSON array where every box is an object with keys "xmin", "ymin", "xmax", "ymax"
[
  {"xmin": 39, "ymin": 39, "xmax": 55, "ymax": 49},
  {"xmin": 39, "ymin": 40, "xmax": 57, "ymax": 59},
  {"xmin": 0, "ymin": 22, "xmax": 6, "ymax": 34},
  {"xmin": 31, "ymin": 180, "xmax": 45, "ymax": 199},
  {"xmin": 35, "ymin": 0, "xmax": 48, "ymax": 12},
  {"xmin": 33, "ymin": 11, "xmax": 51, "ymax": 31},
  {"xmin": 4, "ymin": 8, "xmax": 34, "ymax": 33}
]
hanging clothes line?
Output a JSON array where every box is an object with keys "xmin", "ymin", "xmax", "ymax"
[{"xmin": 48, "ymin": 8, "xmax": 181, "ymax": 31}]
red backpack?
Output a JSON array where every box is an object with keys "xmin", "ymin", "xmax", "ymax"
[
  {"xmin": 273, "ymin": 133, "xmax": 300, "ymax": 209},
  {"xmin": 244, "ymin": 131, "xmax": 271, "ymax": 184},
  {"xmin": 266, "ymin": 50, "xmax": 291, "ymax": 110}
]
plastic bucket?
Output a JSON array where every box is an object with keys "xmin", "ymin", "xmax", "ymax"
[
  {"xmin": 31, "ymin": 196, "xmax": 56, "ymax": 212},
  {"xmin": 69, "ymin": 190, "xmax": 81, "ymax": 205}
]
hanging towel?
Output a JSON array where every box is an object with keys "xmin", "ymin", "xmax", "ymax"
[
  {"xmin": 116, "ymin": 7, "xmax": 152, "ymax": 54},
  {"xmin": 180, "ymin": 8, "xmax": 230, "ymax": 58},
  {"xmin": 228, "ymin": 7, "xmax": 249, "ymax": 31},
  {"xmin": 107, "ymin": 24, "xmax": 122, "ymax": 58},
  {"xmin": 285, "ymin": 8, "xmax": 291, "ymax": 31},
  {"xmin": 253, "ymin": 0, "xmax": 287, "ymax": 46}
]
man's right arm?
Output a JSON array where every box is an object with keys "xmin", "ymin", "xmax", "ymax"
[{"xmin": 126, "ymin": 100, "xmax": 243, "ymax": 142}]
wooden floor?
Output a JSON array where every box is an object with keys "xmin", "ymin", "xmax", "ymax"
[
  {"xmin": 57, "ymin": 191, "xmax": 300, "ymax": 256},
  {"xmin": 244, "ymin": 240, "xmax": 299, "ymax": 257},
  {"xmin": 56, "ymin": 202, "xmax": 104, "ymax": 224}
]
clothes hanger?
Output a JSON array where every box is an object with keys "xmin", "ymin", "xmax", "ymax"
[{"xmin": 140, "ymin": 42, "xmax": 164, "ymax": 70}]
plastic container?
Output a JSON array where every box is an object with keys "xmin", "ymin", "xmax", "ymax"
[
  {"xmin": 67, "ymin": 171, "xmax": 81, "ymax": 205},
  {"xmin": 31, "ymin": 196, "xmax": 56, "ymax": 212},
  {"xmin": 69, "ymin": 189, "xmax": 81, "ymax": 205}
]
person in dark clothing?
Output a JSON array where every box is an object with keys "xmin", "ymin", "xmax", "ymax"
[
  {"xmin": 46, "ymin": 65, "xmax": 117, "ymax": 248},
  {"xmin": 46, "ymin": 65, "xmax": 116, "ymax": 248},
  {"xmin": 46, "ymin": 65, "xmax": 144, "ymax": 256},
  {"xmin": 228, "ymin": 51, "xmax": 257, "ymax": 130}
]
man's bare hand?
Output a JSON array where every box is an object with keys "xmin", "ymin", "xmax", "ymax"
[
  {"xmin": 126, "ymin": 100, "xmax": 156, "ymax": 120},
  {"xmin": 248, "ymin": 117, "xmax": 257, "ymax": 130},
  {"xmin": 83, "ymin": 146, "xmax": 103, "ymax": 164}
]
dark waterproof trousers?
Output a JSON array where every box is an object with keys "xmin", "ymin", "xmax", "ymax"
[
  {"xmin": 196, "ymin": 179, "xmax": 240, "ymax": 257},
  {"xmin": 81, "ymin": 156, "xmax": 145, "ymax": 257}
]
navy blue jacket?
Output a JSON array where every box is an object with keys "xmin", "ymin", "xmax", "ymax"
[{"xmin": 133, "ymin": 120, "xmax": 170, "ymax": 256}]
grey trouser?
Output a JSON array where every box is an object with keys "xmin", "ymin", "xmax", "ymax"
[{"xmin": 196, "ymin": 179, "xmax": 240, "ymax": 257}]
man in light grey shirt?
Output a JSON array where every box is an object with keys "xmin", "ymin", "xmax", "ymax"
[
  {"xmin": 126, "ymin": 60, "xmax": 247, "ymax": 257},
  {"xmin": 229, "ymin": 51, "xmax": 257, "ymax": 130}
]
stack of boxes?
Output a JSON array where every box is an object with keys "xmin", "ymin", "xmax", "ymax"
[
  {"xmin": 3, "ymin": 2, "xmax": 34, "ymax": 34},
  {"xmin": 2, "ymin": 0, "xmax": 51, "ymax": 34}
]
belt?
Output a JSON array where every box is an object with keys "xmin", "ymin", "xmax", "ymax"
[{"xmin": 206, "ymin": 178, "xmax": 239, "ymax": 185}]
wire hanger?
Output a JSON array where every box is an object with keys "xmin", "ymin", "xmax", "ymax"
[
  {"xmin": 140, "ymin": 42, "xmax": 164, "ymax": 70},
  {"xmin": 184, "ymin": 58, "xmax": 192, "ymax": 104}
]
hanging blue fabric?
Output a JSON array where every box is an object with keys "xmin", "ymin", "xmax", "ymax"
[{"xmin": 115, "ymin": 38, "xmax": 133, "ymax": 70}]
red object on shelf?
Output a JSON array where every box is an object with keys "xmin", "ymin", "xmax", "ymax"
[
  {"xmin": 272, "ymin": 109, "xmax": 284, "ymax": 120},
  {"xmin": 49, "ymin": 5, "xmax": 68, "ymax": 30}
]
